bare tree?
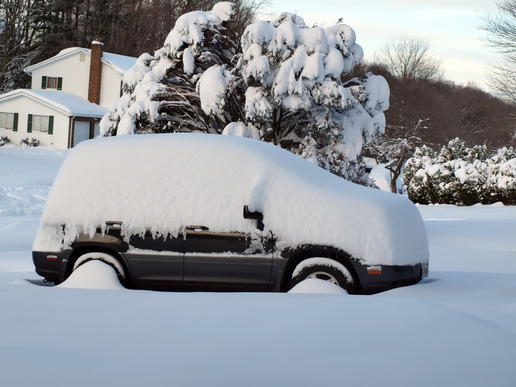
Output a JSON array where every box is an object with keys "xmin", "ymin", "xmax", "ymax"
[
  {"xmin": 481, "ymin": 0, "xmax": 516, "ymax": 103},
  {"xmin": 374, "ymin": 35, "xmax": 443, "ymax": 82},
  {"xmin": 363, "ymin": 119, "xmax": 427, "ymax": 194}
]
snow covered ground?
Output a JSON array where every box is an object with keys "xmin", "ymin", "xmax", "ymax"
[{"xmin": 1, "ymin": 144, "xmax": 515, "ymax": 386}]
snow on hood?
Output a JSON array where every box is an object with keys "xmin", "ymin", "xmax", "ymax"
[{"xmin": 34, "ymin": 134, "xmax": 428, "ymax": 266}]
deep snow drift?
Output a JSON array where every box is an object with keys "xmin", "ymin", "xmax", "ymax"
[{"xmin": 1, "ymin": 144, "xmax": 516, "ymax": 387}]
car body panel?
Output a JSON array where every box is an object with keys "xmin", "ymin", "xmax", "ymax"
[
  {"xmin": 127, "ymin": 231, "xmax": 184, "ymax": 283},
  {"xmin": 183, "ymin": 228, "xmax": 273, "ymax": 287}
]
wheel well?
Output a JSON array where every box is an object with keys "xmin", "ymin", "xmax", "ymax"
[
  {"xmin": 279, "ymin": 248, "xmax": 360, "ymax": 292},
  {"xmin": 66, "ymin": 246, "xmax": 130, "ymax": 284}
]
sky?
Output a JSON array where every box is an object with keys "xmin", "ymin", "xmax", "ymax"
[{"xmin": 262, "ymin": 0, "xmax": 502, "ymax": 90}]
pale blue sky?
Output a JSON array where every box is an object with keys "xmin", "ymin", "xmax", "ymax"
[{"xmin": 263, "ymin": 0, "xmax": 500, "ymax": 90}]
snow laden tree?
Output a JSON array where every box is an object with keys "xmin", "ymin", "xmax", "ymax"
[
  {"xmin": 225, "ymin": 14, "xmax": 389, "ymax": 181},
  {"xmin": 101, "ymin": 2, "xmax": 242, "ymax": 135},
  {"xmin": 101, "ymin": 2, "xmax": 390, "ymax": 183}
]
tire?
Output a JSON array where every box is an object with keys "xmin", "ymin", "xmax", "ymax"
[
  {"xmin": 289, "ymin": 257, "xmax": 354, "ymax": 291},
  {"xmin": 72, "ymin": 252, "xmax": 128, "ymax": 286}
]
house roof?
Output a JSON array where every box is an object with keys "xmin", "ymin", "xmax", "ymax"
[
  {"xmin": 0, "ymin": 89, "xmax": 108, "ymax": 117},
  {"xmin": 24, "ymin": 47, "xmax": 137, "ymax": 75}
]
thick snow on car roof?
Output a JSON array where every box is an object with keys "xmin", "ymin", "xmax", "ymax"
[{"xmin": 34, "ymin": 133, "xmax": 428, "ymax": 266}]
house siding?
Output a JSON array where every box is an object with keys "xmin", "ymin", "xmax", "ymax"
[
  {"xmin": 31, "ymin": 52, "xmax": 91, "ymax": 100},
  {"xmin": 99, "ymin": 65, "xmax": 125, "ymax": 108},
  {"xmin": 30, "ymin": 50, "xmax": 125, "ymax": 109},
  {"xmin": 0, "ymin": 45, "xmax": 135, "ymax": 149},
  {"xmin": 0, "ymin": 96, "xmax": 69, "ymax": 149}
]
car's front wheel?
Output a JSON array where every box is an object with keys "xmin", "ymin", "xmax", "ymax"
[
  {"xmin": 289, "ymin": 257, "xmax": 354, "ymax": 292},
  {"xmin": 72, "ymin": 252, "xmax": 128, "ymax": 287}
]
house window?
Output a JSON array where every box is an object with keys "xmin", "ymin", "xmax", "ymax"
[
  {"xmin": 0, "ymin": 112, "xmax": 18, "ymax": 131},
  {"xmin": 46, "ymin": 77, "xmax": 58, "ymax": 89},
  {"xmin": 41, "ymin": 76, "xmax": 63, "ymax": 90},
  {"xmin": 27, "ymin": 114, "xmax": 54, "ymax": 134},
  {"xmin": 33, "ymin": 115, "xmax": 49, "ymax": 132}
]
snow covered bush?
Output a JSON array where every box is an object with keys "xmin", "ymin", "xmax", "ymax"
[
  {"xmin": 19, "ymin": 137, "xmax": 39, "ymax": 148},
  {"xmin": 484, "ymin": 147, "xmax": 516, "ymax": 204},
  {"xmin": 0, "ymin": 136, "xmax": 9, "ymax": 146},
  {"xmin": 235, "ymin": 14, "xmax": 389, "ymax": 181},
  {"xmin": 100, "ymin": 2, "xmax": 389, "ymax": 182},
  {"xmin": 404, "ymin": 138, "xmax": 516, "ymax": 205}
]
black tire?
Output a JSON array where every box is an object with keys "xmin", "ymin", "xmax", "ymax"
[{"xmin": 289, "ymin": 258, "xmax": 354, "ymax": 291}]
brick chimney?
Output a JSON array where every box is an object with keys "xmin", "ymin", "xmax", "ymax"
[{"xmin": 88, "ymin": 41, "xmax": 103, "ymax": 105}]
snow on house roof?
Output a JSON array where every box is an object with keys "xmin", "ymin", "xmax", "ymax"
[
  {"xmin": 24, "ymin": 47, "xmax": 137, "ymax": 75},
  {"xmin": 0, "ymin": 89, "xmax": 108, "ymax": 117},
  {"xmin": 102, "ymin": 51, "xmax": 137, "ymax": 74}
]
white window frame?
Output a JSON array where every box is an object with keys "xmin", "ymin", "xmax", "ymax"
[
  {"xmin": 32, "ymin": 115, "xmax": 50, "ymax": 132},
  {"xmin": 0, "ymin": 112, "xmax": 14, "ymax": 130}
]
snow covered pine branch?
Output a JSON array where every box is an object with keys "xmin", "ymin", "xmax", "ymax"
[{"xmin": 100, "ymin": 2, "xmax": 390, "ymax": 181}]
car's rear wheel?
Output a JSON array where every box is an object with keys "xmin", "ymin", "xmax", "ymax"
[
  {"xmin": 72, "ymin": 252, "xmax": 128, "ymax": 287},
  {"xmin": 289, "ymin": 257, "xmax": 354, "ymax": 292}
]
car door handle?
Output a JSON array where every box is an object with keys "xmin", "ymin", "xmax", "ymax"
[{"xmin": 186, "ymin": 225, "xmax": 209, "ymax": 232}]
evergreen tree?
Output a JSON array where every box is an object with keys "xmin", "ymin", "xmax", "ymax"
[
  {"xmin": 101, "ymin": 3, "xmax": 389, "ymax": 183},
  {"xmin": 229, "ymin": 14, "xmax": 389, "ymax": 180},
  {"xmin": 101, "ymin": 2, "xmax": 240, "ymax": 136}
]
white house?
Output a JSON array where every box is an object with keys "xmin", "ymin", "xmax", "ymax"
[{"xmin": 0, "ymin": 42, "xmax": 136, "ymax": 149}]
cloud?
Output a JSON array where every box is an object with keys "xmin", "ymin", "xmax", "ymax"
[{"xmin": 261, "ymin": 0, "xmax": 499, "ymax": 88}]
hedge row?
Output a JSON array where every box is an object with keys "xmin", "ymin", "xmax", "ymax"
[{"xmin": 404, "ymin": 138, "xmax": 516, "ymax": 205}]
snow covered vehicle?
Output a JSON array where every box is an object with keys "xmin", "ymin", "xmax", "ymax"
[{"xmin": 33, "ymin": 134, "xmax": 429, "ymax": 293}]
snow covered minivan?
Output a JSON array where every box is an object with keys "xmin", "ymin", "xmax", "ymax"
[{"xmin": 33, "ymin": 133, "xmax": 429, "ymax": 293}]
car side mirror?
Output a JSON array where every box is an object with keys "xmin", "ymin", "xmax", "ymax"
[{"xmin": 243, "ymin": 205, "xmax": 264, "ymax": 231}]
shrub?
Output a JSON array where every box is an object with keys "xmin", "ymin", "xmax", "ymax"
[
  {"xmin": 0, "ymin": 136, "xmax": 10, "ymax": 146},
  {"xmin": 404, "ymin": 138, "xmax": 516, "ymax": 205},
  {"xmin": 20, "ymin": 137, "xmax": 40, "ymax": 148}
]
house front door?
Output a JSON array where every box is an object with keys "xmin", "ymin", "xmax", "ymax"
[{"xmin": 73, "ymin": 121, "xmax": 91, "ymax": 147}]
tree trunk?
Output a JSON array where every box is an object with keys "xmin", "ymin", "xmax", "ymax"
[
  {"xmin": 390, "ymin": 171, "xmax": 399, "ymax": 193},
  {"xmin": 388, "ymin": 149, "xmax": 407, "ymax": 194}
]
